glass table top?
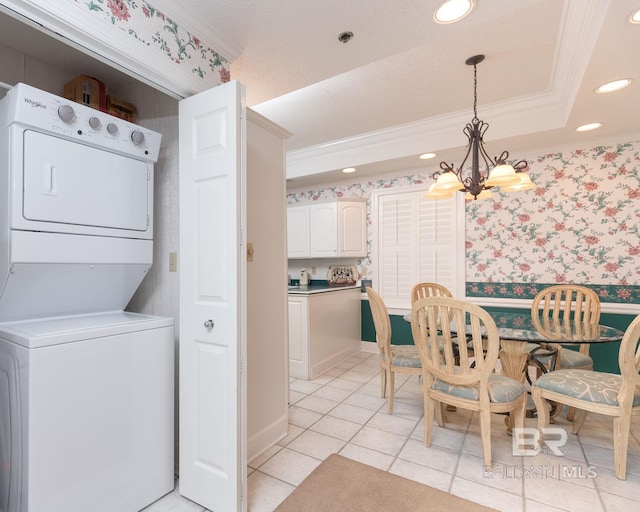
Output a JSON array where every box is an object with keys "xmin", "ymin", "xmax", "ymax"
[
  {"xmin": 406, "ymin": 311, "xmax": 624, "ymax": 345},
  {"xmin": 491, "ymin": 312, "xmax": 623, "ymax": 344}
]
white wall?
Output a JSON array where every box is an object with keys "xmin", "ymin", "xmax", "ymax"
[
  {"xmin": 0, "ymin": 41, "xmax": 82, "ymax": 94},
  {"xmin": 246, "ymin": 115, "xmax": 289, "ymax": 461}
]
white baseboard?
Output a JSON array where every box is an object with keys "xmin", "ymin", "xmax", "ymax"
[
  {"xmin": 247, "ymin": 415, "xmax": 288, "ymax": 463},
  {"xmin": 310, "ymin": 343, "xmax": 360, "ymax": 379},
  {"xmin": 360, "ymin": 340, "xmax": 377, "ymax": 354}
]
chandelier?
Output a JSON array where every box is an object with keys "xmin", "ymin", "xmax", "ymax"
[{"xmin": 426, "ymin": 55, "xmax": 535, "ymax": 200}]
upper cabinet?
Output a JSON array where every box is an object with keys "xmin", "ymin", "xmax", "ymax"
[
  {"xmin": 287, "ymin": 205, "xmax": 312, "ymax": 258},
  {"xmin": 287, "ymin": 200, "xmax": 367, "ymax": 259}
]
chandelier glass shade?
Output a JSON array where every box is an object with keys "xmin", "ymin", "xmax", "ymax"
[{"xmin": 427, "ymin": 55, "xmax": 534, "ymax": 200}]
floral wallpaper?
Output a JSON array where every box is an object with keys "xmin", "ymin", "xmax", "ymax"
[
  {"xmin": 72, "ymin": 0, "xmax": 230, "ymax": 84},
  {"xmin": 287, "ymin": 139, "xmax": 640, "ymax": 304}
]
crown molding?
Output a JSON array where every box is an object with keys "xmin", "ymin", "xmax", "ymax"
[
  {"xmin": 286, "ymin": 0, "xmax": 610, "ymax": 180},
  {"xmin": 286, "ymin": 89, "xmax": 566, "ymax": 179}
]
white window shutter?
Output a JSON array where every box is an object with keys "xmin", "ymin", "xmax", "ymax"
[
  {"xmin": 419, "ymin": 195, "xmax": 457, "ymax": 294},
  {"xmin": 374, "ymin": 187, "xmax": 462, "ymax": 309},
  {"xmin": 378, "ymin": 194, "xmax": 415, "ymax": 308}
]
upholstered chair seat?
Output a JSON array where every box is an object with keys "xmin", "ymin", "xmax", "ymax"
[{"xmin": 534, "ymin": 369, "xmax": 640, "ymax": 407}]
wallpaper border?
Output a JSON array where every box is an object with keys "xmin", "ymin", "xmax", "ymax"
[{"xmin": 466, "ymin": 282, "xmax": 640, "ymax": 304}]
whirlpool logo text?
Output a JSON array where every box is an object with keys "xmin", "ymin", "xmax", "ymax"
[{"xmin": 24, "ymin": 97, "xmax": 46, "ymax": 109}]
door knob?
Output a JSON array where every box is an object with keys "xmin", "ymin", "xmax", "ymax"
[{"xmin": 204, "ymin": 319, "xmax": 214, "ymax": 329}]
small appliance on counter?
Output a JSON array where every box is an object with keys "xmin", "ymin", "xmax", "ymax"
[
  {"xmin": 299, "ymin": 268, "xmax": 309, "ymax": 286},
  {"xmin": 327, "ymin": 265, "xmax": 358, "ymax": 286}
]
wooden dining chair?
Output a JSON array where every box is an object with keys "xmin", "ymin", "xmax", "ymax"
[
  {"xmin": 366, "ymin": 286, "xmax": 422, "ymax": 414},
  {"xmin": 411, "ymin": 282, "xmax": 453, "ymax": 303},
  {"xmin": 410, "ymin": 282, "xmax": 467, "ymax": 414},
  {"xmin": 412, "ymin": 297, "xmax": 527, "ymax": 468},
  {"xmin": 531, "ymin": 284, "xmax": 601, "ymax": 370},
  {"xmin": 531, "ymin": 285, "xmax": 601, "ymax": 420},
  {"xmin": 532, "ymin": 313, "xmax": 640, "ymax": 480}
]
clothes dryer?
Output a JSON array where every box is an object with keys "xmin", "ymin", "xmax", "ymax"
[
  {"xmin": 0, "ymin": 84, "xmax": 174, "ymax": 512},
  {"xmin": 0, "ymin": 82, "xmax": 161, "ymax": 321}
]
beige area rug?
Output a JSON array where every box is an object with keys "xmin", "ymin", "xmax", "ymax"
[{"xmin": 275, "ymin": 454, "xmax": 499, "ymax": 512}]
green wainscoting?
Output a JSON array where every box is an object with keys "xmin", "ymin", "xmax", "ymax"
[
  {"xmin": 360, "ymin": 300, "xmax": 636, "ymax": 374},
  {"xmin": 361, "ymin": 300, "xmax": 413, "ymax": 345}
]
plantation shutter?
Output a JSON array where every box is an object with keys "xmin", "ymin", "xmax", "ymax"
[
  {"xmin": 417, "ymin": 194, "xmax": 457, "ymax": 294},
  {"xmin": 378, "ymin": 194, "xmax": 415, "ymax": 308},
  {"xmin": 375, "ymin": 187, "xmax": 461, "ymax": 309}
]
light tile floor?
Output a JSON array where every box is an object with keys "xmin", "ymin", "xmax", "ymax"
[{"xmin": 144, "ymin": 352, "xmax": 640, "ymax": 512}]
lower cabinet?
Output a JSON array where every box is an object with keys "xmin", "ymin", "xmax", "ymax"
[{"xmin": 288, "ymin": 287, "xmax": 361, "ymax": 380}]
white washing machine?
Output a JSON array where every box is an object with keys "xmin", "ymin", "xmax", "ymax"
[
  {"xmin": 0, "ymin": 83, "xmax": 174, "ymax": 512},
  {"xmin": 0, "ymin": 312, "xmax": 174, "ymax": 512}
]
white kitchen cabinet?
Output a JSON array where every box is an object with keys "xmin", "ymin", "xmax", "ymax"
[
  {"xmin": 288, "ymin": 296, "xmax": 309, "ymax": 378},
  {"xmin": 287, "ymin": 200, "xmax": 367, "ymax": 259},
  {"xmin": 286, "ymin": 205, "xmax": 311, "ymax": 258},
  {"xmin": 337, "ymin": 201, "xmax": 368, "ymax": 257},
  {"xmin": 288, "ymin": 287, "xmax": 361, "ymax": 380}
]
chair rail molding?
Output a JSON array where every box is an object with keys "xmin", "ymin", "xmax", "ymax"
[{"xmin": 0, "ymin": 0, "xmax": 225, "ymax": 99}]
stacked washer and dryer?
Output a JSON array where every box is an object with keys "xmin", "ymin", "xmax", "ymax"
[{"xmin": 0, "ymin": 83, "xmax": 174, "ymax": 512}]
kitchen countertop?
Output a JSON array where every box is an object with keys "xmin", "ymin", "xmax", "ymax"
[{"xmin": 287, "ymin": 283, "xmax": 361, "ymax": 295}]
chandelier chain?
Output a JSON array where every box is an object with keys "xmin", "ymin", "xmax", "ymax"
[{"xmin": 472, "ymin": 61, "xmax": 478, "ymax": 121}]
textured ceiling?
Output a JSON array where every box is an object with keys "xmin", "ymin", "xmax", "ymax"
[{"xmin": 128, "ymin": 0, "xmax": 640, "ymax": 187}]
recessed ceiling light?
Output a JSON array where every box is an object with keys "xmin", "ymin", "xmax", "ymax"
[
  {"xmin": 434, "ymin": 0, "xmax": 475, "ymax": 24},
  {"xmin": 595, "ymin": 79, "xmax": 632, "ymax": 93},
  {"xmin": 629, "ymin": 8, "xmax": 640, "ymax": 24},
  {"xmin": 342, "ymin": 167, "xmax": 357, "ymax": 173},
  {"xmin": 419, "ymin": 153, "xmax": 437, "ymax": 160},
  {"xmin": 576, "ymin": 122, "xmax": 602, "ymax": 132}
]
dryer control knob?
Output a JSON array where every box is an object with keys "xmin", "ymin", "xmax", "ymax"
[
  {"xmin": 106, "ymin": 123, "xmax": 118, "ymax": 135},
  {"xmin": 57, "ymin": 104, "xmax": 75, "ymax": 123},
  {"xmin": 131, "ymin": 130, "xmax": 145, "ymax": 145},
  {"xmin": 88, "ymin": 116, "xmax": 101, "ymax": 130}
]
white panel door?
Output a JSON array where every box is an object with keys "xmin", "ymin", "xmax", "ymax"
[{"xmin": 179, "ymin": 80, "xmax": 247, "ymax": 512}]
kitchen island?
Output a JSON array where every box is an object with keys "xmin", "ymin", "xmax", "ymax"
[{"xmin": 287, "ymin": 284, "xmax": 361, "ymax": 379}]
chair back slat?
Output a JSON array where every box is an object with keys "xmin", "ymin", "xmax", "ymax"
[
  {"xmin": 411, "ymin": 282, "xmax": 453, "ymax": 304},
  {"xmin": 532, "ymin": 285, "xmax": 601, "ymax": 347}
]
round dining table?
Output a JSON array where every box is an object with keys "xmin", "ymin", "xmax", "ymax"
[
  {"xmin": 488, "ymin": 311, "xmax": 624, "ymax": 379},
  {"xmin": 405, "ymin": 310, "xmax": 625, "ymax": 430}
]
